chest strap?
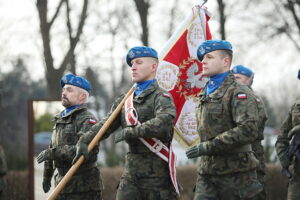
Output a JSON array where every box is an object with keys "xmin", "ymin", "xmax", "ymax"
[{"xmin": 125, "ymin": 92, "xmax": 179, "ymax": 194}]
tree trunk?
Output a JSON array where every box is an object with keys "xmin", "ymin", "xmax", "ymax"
[
  {"xmin": 133, "ymin": 0, "xmax": 150, "ymax": 46},
  {"xmin": 36, "ymin": 0, "xmax": 88, "ymax": 98},
  {"xmin": 217, "ymin": 0, "xmax": 226, "ymax": 40}
]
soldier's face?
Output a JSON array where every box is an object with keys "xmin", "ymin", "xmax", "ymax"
[
  {"xmin": 61, "ymin": 85, "xmax": 82, "ymax": 107},
  {"xmin": 234, "ymin": 74, "xmax": 251, "ymax": 86},
  {"xmin": 201, "ymin": 51, "xmax": 229, "ymax": 77},
  {"xmin": 130, "ymin": 57, "xmax": 157, "ymax": 83}
]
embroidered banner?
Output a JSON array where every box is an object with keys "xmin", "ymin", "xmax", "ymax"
[{"xmin": 157, "ymin": 6, "xmax": 212, "ymax": 147}]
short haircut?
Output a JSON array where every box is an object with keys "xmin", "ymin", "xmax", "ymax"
[
  {"xmin": 78, "ymin": 87, "xmax": 89, "ymax": 103},
  {"xmin": 148, "ymin": 57, "xmax": 159, "ymax": 65},
  {"xmin": 219, "ymin": 50, "xmax": 233, "ymax": 65}
]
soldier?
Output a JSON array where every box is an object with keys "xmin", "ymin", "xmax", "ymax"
[
  {"xmin": 185, "ymin": 40, "xmax": 263, "ymax": 200},
  {"xmin": 72, "ymin": 46, "xmax": 179, "ymax": 200},
  {"xmin": 36, "ymin": 74, "xmax": 102, "ymax": 200},
  {"xmin": 232, "ymin": 65, "xmax": 268, "ymax": 200},
  {"xmin": 0, "ymin": 145, "xmax": 7, "ymax": 197},
  {"xmin": 275, "ymin": 70, "xmax": 300, "ymax": 200}
]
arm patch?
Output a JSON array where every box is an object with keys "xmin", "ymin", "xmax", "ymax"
[
  {"xmin": 237, "ymin": 93, "xmax": 247, "ymax": 99},
  {"xmin": 88, "ymin": 118, "xmax": 97, "ymax": 125},
  {"xmin": 163, "ymin": 93, "xmax": 171, "ymax": 98}
]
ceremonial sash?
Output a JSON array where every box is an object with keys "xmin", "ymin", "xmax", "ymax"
[{"xmin": 125, "ymin": 92, "xmax": 179, "ymax": 194}]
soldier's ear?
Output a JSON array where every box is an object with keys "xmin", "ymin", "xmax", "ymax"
[
  {"xmin": 224, "ymin": 56, "xmax": 230, "ymax": 65},
  {"xmin": 79, "ymin": 91, "xmax": 87, "ymax": 103},
  {"xmin": 152, "ymin": 63, "xmax": 157, "ymax": 71}
]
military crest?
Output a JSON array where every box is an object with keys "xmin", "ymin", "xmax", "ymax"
[{"xmin": 128, "ymin": 50, "xmax": 135, "ymax": 58}]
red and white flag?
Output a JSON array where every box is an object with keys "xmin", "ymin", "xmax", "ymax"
[{"xmin": 156, "ymin": 5, "xmax": 212, "ymax": 147}]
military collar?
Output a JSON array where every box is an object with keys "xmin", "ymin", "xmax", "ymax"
[
  {"xmin": 134, "ymin": 80, "xmax": 159, "ymax": 100},
  {"xmin": 208, "ymin": 73, "xmax": 235, "ymax": 98},
  {"xmin": 200, "ymin": 73, "xmax": 235, "ymax": 99},
  {"xmin": 54, "ymin": 104, "xmax": 87, "ymax": 119}
]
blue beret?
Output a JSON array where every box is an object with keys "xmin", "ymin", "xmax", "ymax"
[
  {"xmin": 298, "ymin": 70, "xmax": 300, "ymax": 80},
  {"xmin": 197, "ymin": 40, "xmax": 233, "ymax": 61},
  {"xmin": 60, "ymin": 73, "xmax": 91, "ymax": 92},
  {"xmin": 126, "ymin": 46, "xmax": 158, "ymax": 66},
  {"xmin": 232, "ymin": 65, "xmax": 254, "ymax": 77}
]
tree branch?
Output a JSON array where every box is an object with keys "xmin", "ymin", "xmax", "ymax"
[
  {"xmin": 133, "ymin": 0, "xmax": 149, "ymax": 45},
  {"xmin": 36, "ymin": 0, "xmax": 54, "ymax": 72},
  {"xmin": 49, "ymin": 0, "xmax": 64, "ymax": 27},
  {"xmin": 65, "ymin": 0, "xmax": 73, "ymax": 40},
  {"xmin": 273, "ymin": 0, "xmax": 300, "ymax": 51},
  {"xmin": 59, "ymin": 0, "xmax": 88, "ymax": 71},
  {"xmin": 287, "ymin": 0, "xmax": 300, "ymax": 35}
]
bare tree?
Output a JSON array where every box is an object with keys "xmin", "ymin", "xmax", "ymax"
[
  {"xmin": 272, "ymin": 0, "xmax": 300, "ymax": 52},
  {"xmin": 217, "ymin": 0, "xmax": 227, "ymax": 40},
  {"xmin": 133, "ymin": 0, "xmax": 150, "ymax": 46},
  {"xmin": 36, "ymin": 0, "xmax": 89, "ymax": 98},
  {"xmin": 167, "ymin": 0, "xmax": 179, "ymax": 38}
]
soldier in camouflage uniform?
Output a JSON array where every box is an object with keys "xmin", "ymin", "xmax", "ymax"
[
  {"xmin": 37, "ymin": 74, "xmax": 102, "ymax": 200},
  {"xmin": 186, "ymin": 40, "xmax": 263, "ymax": 200},
  {"xmin": 232, "ymin": 65, "xmax": 268, "ymax": 200},
  {"xmin": 72, "ymin": 46, "xmax": 178, "ymax": 200},
  {"xmin": 0, "ymin": 145, "xmax": 7, "ymax": 197},
  {"xmin": 275, "ymin": 70, "xmax": 300, "ymax": 200}
]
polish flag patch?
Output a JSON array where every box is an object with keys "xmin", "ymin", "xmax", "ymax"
[
  {"xmin": 163, "ymin": 93, "xmax": 171, "ymax": 98},
  {"xmin": 88, "ymin": 119, "xmax": 97, "ymax": 124},
  {"xmin": 237, "ymin": 93, "xmax": 247, "ymax": 99}
]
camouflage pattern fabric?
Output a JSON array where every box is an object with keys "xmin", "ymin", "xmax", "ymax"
[
  {"xmin": 252, "ymin": 140, "xmax": 266, "ymax": 200},
  {"xmin": 194, "ymin": 170, "xmax": 262, "ymax": 200},
  {"xmin": 46, "ymin": 104, "xmax": 102, "ymax": 198},
  {"xmin": 251, "ymin": 93, "xmax": 267, "ymax": 200},
  {"xmin": 276, "ymin": 99, "xmax": 300, "ymax": 200},
  {"xmin": 195, "ymin": 73, "xmax": 262, "ymax": 197},
  {"xmin": 0, "ymin": 145, "xmax": 7, "ymax": 195},
  {"xmin": 80, "ymin": 81, "xmax": 178, "ymax": 200},
  {"xmin": 56, "ymin": 190, "xmax": 102, "ymax": 200},
  {"xmin": 287, "ymin": 171, "xmax": 300, "ymax": 200}
]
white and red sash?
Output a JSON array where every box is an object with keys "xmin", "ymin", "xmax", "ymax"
[{"xmin": 125, "ymin": 92, "xmax": 179, "ymax": 194}]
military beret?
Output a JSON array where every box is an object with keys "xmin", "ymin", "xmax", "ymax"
[
  {"xmin": 60, "ymin": 73, "xmax": 91, "ymax": 92},
  {"xmin": 232, "ymin": 65, "xmax": 254, "ymax": 77},
  {"xmin": 126, "ymin": 46, "xmax": 158, "ymax": 67},
  {"xmin": 197, "ymin": 40, "xmax": 233, "ymax": 61}
]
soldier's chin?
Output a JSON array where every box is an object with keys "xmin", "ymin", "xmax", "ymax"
[
  {"xmin": 131, "ymin": 77, "xmax": 139, "ymax": 83},
  {"xmin": 62, "ymin": 100, "xmax": 70, "ymax": 108}
]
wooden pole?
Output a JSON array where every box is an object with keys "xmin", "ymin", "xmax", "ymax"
[{"xmin": 47, "ymin": 86, "xmax": 135, "ymax": 200}]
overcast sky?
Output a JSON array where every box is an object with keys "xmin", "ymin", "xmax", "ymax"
[{"xmin": 0, "ymin": 0, "xmax": 300, "ymax": 102}]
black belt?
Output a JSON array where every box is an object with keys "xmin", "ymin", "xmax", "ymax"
[{"xmin": 57, "ymin": 162, "xmax": 97, "ymax": 176}]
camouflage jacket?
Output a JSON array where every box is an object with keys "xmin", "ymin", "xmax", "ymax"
[
  {"xmin": 251, "ymin": 92, "xmax": 267, "ymax": 174},
  {"xmin": 196, "ymin": 73, "xmax": 260, "ymax": 175},
  {"xmin": 82, "ymin": 80, "xmax": 176, "ymax": 178},
  {"xmin": 0, "ymin": 145, "xmax": 7, "ymax": 192},
  {"xmin": 252, "ymin": 93, "xmax": 267, "ymax": 141},
  {"xmin": 276, "ymin": 99, "xmax": 300, "ymax": 171},
  {"xmin": 47, "ymin": 104, "xmax": 101, "ymax": 193}
]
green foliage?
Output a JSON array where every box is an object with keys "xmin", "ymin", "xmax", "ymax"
[{"xmin": 34, "ymin": 112, "xmax": 53, "ymax": 133}]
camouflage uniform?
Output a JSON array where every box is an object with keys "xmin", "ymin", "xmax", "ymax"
[
  {"xmin": 81, "ymin": 81, "xmax": 178, "ymax": 200},
  {"xmin": 0, "ymin": 145, "xmax": 7, "ymax": 196},
  {"xmin": 276, "ymin": 99, "xmax": 300, "ymax": 200},
  {"xmin": 251, "ymin": 93, "xmax": 267, "ymax": 200},
  {"xmin": 45, "ymin": 104, "xmax": 102, "ymax": 200},
  {"xmin": 194, "ymin": 73, "xmax": 262, "ymax": 200}
]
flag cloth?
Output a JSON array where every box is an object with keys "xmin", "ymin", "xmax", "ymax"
[{"xmin": 156, "ymin": 6, "xmax": 212, "ymax": 148}]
